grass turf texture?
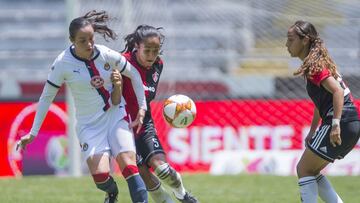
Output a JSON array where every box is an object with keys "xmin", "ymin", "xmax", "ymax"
[{"xmin": 1, "ymin": 174, "xmax": 358, "ymax": 203}]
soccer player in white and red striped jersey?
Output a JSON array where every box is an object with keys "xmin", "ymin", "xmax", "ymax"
[
  {"xmin": 16, "ymin": 10, "xmax": 148, "ymax": 203},
  {"xmin": 121, "ymin": 25, "xmax": 198, "ymax": 203},
  {"xmin": 286, "ymin": 20, "xmax": 360, "ymax": 203}
]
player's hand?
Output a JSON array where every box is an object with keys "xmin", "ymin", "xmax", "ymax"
[
  {"xmin": 111, "ymin": 69, "xmax": 122, "ymax": 87},
  {"xmin": 330, "ymin": 124, "xmax": 341, "ymax": 147},
  {"xmin": 16, "ymin": 134, "xmax": 35, "ymax": 151},
  {"xmin": 129, "ymin": 108, "xmax": 145, "ymax": 134}
]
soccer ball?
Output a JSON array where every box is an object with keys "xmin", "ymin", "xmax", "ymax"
[{"xmin": 163, "ymin": 94, "xmax": 197, "ymax": 128}]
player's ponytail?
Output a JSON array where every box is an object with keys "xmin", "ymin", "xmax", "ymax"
[
  {"xmin": 122, "ymin": 24, "xmax": 165, "ymax": 53},
  {"xmin": 69, "ymin": 10, "xmax": 117, "ymax": 41},
  {"xmin": 292, "ymin": 20, "xmax": 338, "ymax": 79}
]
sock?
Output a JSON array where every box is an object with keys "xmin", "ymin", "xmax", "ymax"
[
  {"xmin": 122, "ymin": 165, "xmax": 148, "ymax": 203},
  {"xmin": 316, "ymin": 174, "xmax": 343, "ymax": 203},
  {"xmin": 155, "ymin": 163, "xmax": 186, "ymax": 200},
  {"xmin": 298, "ymin": 176, "xmax": 318, "ymax": 203},
  {"xmin": 93, "ymin": 173, "xmax": 118, "ymax": 197},
  {"xmin": 148, "ymin": 182, "xmax": 175, "ymax": 203}
]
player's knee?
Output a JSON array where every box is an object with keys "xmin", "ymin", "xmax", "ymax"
[
  {"xmin": 154, "ymin": 163, "xmax": 181, "ymax": 188},
  {"xmin": 296, "ymin": 162, "xmax": 317, "ymax": 178},
  {"xmin": 149, "ymin": 153, "xmax": 166, "ymax": 169}
]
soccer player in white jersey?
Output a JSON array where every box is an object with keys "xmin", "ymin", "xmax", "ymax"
[{"xmin": 16, "ymin": 10, "xmax": 148, "ymax": 203}]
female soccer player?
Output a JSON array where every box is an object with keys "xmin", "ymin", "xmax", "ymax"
[
  {"xmin": 286, "ymin": 20, "xmax": 360, "ymax": 203},
  {"xmin": 121, "ymin": 25, "xmax": 198, "ymax": 203},
  {"xmin": 16, "ymin": 10, "xmax": 148, "ymax": 203}
]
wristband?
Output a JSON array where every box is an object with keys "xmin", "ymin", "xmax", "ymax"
[{"xmin": 332, "ymin": 118, "xmax": 340, "ymax": 126}]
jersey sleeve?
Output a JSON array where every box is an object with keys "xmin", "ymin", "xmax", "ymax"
[
  {"xmin": 30, "ymin": 83, "xmax": 59, "ymax": 136},
  {"xmin": 121, "ymin": 61, "xmax": 147, "ymax": 111},
  {"xmin": 309, "ymin": 68, "xmax": 331, "ymax": 86},
  {"xmin": 47, "ymin": 59, "xmax": 65, "ymax": 88}
]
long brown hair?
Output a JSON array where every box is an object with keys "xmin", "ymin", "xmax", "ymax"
[
  {"xmin": 121, "ymin": 24, "xmax": 164, "ymax": 53},
  {"xmin": 69, "ymin": 10, "xmax": 117, "ymax": 41},
  {"xmin": 292, "ymin": 20, "xmax": 338, "ymax": 79}
]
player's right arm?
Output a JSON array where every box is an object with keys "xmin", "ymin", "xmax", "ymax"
[
  {"xmin": 17, "ymin": 60, "xmax": 64, "ymax": 151},
  {"xmin": 305, "ymin": 107, "xmax": 321, "ymax": 144}
]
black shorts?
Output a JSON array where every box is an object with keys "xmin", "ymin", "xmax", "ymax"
[
  {"xmin": 135, "ymin": 121, "xmax": 165, "ymax": 166},
  {"xmin": 306, "ymin": 120, "xmax": 360, "ymax": 162}
]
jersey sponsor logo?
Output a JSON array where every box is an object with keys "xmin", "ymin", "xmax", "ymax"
[
  {"xmin": 152, "ymin": 71, "xmax": 159, "ymax": 82},
  {"xmin": 90, "ymin": 75, "xmax": 104, "ymax": 89},
  {"xmin": 103, "ymin": 62, "xmax": 110, "ymax": 71},
  {"xmin": 144, "ymin": 85, "xmax": 156, "ymax": 92},
  {"xmin": 73, "ymin": 68, "xmax": 81, "ymax": 74}
]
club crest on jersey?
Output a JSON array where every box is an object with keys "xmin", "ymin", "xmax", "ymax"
[
  {"xmin": 104, "ymin": 62, "xmax": 111, "ymax": 71},
  {"xmin": 90, "ymin": 75, "xmax": 104, "ymax": 89},
  {"xmin": 152, "ymin": 72, "xmax": 159, "ymax": 82}
]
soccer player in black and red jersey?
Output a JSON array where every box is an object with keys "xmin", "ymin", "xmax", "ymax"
[
  {"xmin": 286, "ymin": 20, "xmax": 360, "ymax": 203},
  {"xmin": 121, "ymin": 25, "xmax": 198, "ymax": 203}
]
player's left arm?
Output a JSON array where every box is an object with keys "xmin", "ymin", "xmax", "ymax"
[{"xmin": 321, "ymin": 76, "xmax": 344, "ymax": 146}]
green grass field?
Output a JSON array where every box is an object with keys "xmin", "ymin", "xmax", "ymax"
[{"xmin": 1, "ymin": 174, "xmax": 359, "ymax": 203}]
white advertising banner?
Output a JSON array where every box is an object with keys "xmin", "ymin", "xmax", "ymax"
[{"xmin": 210, "ymin": 150, "xmax": 360, "ymax": 176}]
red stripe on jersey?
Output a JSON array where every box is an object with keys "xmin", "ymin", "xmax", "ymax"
[{"xmin": 86, "ymin": 61, "xmax": 110, "ymax": 111}]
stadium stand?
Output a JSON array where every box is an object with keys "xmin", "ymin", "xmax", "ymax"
[{"xmin": 0, "ymin": 0, "xmax": 359, "ymax": 100}]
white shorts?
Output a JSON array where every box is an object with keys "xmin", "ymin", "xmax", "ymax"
[{"xmin": 76, "ymin": 106, "xmax": 136, "ymax": 160}]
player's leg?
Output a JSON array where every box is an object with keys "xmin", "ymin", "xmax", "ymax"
[
  {"xmin": 149, "ymin": 154, "xmax": 198, "ymax": 203},
  {"xmin": 109, "ymin": 119, "xmax": 148, "ymax": 203},
  {"xmin": 297, "ymin": 148, "xmax": 328, "ymax": 203},
  {"xmin": 87, "ymin": 153, "xmax": 118, "ymax": 203},
  {"xmin": 315, "ymin": 120, "xmax": 360, "ymax": 203},
  {"xmin": 316, "ymin": 174, "xmax": 343, "ymax": 203},
  {"xmin": 137, "ymin": 121, "xmax": 197, "ymax": 203},
  {"xmin": 298, "ymin": 123, "xmax": 343, "ymax": 203},
  {"xmin": 136, "ymin": 131, "xmax": 174, "ymax": 203},
  {"xmin": 138, "ymin": 162, "xmax": 174, "ymax": 203},
  {"xmin": 116, "ymin": 151, "xmax": 148, "ymax": 203},
  {"xmin": 78, "ymin": 117, "xmax": 119, "ymax": 203}
]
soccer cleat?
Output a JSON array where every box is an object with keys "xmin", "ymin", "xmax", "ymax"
[
  {"xmin": 176, "ymin": 192, "xmax": 198, "ymax": 203},
  {"xmin": 104, "ymin": 192, "xmax": 118, "ymax": 203}
]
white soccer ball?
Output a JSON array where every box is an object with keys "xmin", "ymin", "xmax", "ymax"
[{"xmin": 163, "ymin": 94, "xmax": 197, "ymax": 128}]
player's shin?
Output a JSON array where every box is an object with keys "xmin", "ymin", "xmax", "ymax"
[
  {"xmin": 122, "ymin": 165, "xmax": 148, "ymax": 203},
  {"xmin": 316, "ymin": 174, "xmax": 343, "ymax": 203},
  {"xmin": 298, "ymin": 176, "xmax": 318, "ymax": 203},
  {"xmin": 154, "ymin": 163, "xmax": 186, "ymax": 200},
  {"xmin": 148, "ymin": 182, "xmax": 175, "ymax": 203},
  {"xmin": 92, "ymin": 173, "xmax": 118, "ymax": 200}
]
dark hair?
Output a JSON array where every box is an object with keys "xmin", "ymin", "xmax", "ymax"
[
  {"xmin": 121, "ymin": 25, "xmax": 164, "ymax": 53},
  {"xmin": 292, "ymin": 20, "xmax": 338, "ymax": 79},
  {"xmin": 69, "ymin": 10, "xmax": 117, "ymax": 41}
]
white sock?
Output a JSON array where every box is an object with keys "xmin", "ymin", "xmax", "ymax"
[
  {"xmin": 316, "ymin": 174, "xmax": 343, "ymax": 203},
  {"xmin": 172, "ymin": 172, "xmax": 186, "ymax": 199},
  {"xmin": 155, "ymin": 163, "xmax": 186, "ymax": 199},
  {"xmin": 298, "ymin": 176, "xmax": 318, "ymax": 203},
  {"xmin": 148, "ymin": 183, "xmax": 175, "ymax": 203}
]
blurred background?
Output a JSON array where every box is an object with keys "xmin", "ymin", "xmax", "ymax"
[{"xmin": 1, "ymin": 0, "xmax": 360, "ymax": 177}]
